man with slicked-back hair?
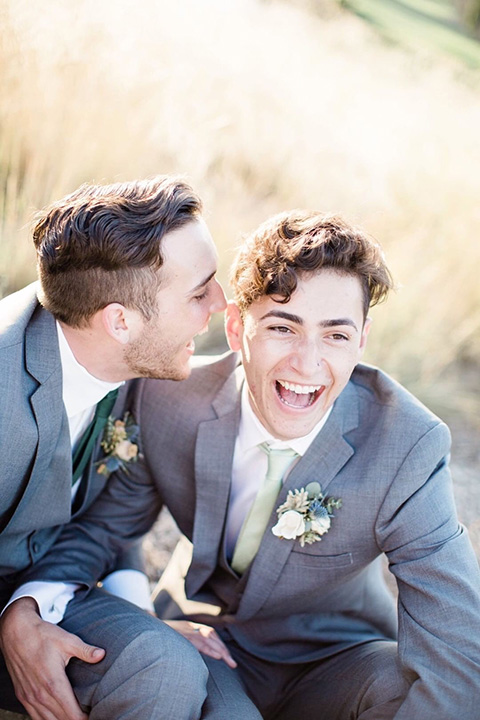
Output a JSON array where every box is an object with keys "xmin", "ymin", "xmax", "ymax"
[{"xmin": 0, "ymin": 176, "xmax": 244, "ymax": 720}]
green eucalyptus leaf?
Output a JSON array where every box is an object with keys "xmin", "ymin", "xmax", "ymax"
[{"xmin": 305, "ymin": 481, "xmax": 321, "ymax": 498}]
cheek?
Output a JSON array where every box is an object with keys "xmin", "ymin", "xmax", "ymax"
[
  {"xmin": 252, "ymin": 355, "xmax": 277, "ymax": 391},
  {"xmin": 180, "ymin": 308, "xmax": 200, "ymax": 331},
  {"xmin": 243, "ymin": 359, "xmax": 272, "ymax": 405},
  {"xmin": 252, "ymin": 340, "xmax": 286, "ymax": 371},
  {"xmin": 330, "ymin": 351, "xmax": 360, "ymax": 384}
]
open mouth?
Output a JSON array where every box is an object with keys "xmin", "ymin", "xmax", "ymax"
[
  {"xmin": 186, "ymin": 322, "xmax": 210, "ymax": 352},
  {"xmin": 276, "ymin": 380, "xmax": 324, "ymax": 409}
]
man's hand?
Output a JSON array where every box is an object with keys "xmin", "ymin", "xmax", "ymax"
[
  {"xmin": 0, "ymin": 596, "xmax": 105, "ymax": 720},
  {"xmin": 164, "ymin": 619, "xmax": 237, "ymax": 669}
]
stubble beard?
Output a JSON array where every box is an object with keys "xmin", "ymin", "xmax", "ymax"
[{"xmin": 124, "ymin": 333, "xmax": 190, "ymax": 381}]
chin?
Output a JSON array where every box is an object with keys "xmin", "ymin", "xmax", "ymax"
[
  {"xmin": 273, "ymin": 418, "xmax": 318, "ymax": 441},
  {"xmin": 171, "ymin": 359, "xmax": 193, "ymax": 381},
  {"xmin": 177, "ymin": 366, "xmax": 192, "ymax": 381}
]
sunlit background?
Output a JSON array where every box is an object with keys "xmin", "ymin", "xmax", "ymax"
[{"xmin": 1, "ymin": 0, "xmax": 479, "ymax": 553}]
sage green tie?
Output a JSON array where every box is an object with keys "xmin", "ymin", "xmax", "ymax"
[
  {"xmin": 72, "ymin": 389, "xmax": 119, "ymax": 485},
  {"xmin": 231, "ymin": 443, "xmax": 299, "ymax": 574}
]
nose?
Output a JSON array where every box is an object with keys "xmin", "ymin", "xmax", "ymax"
[
  {"xmin": 211, "ymin": 279, "xmax": 227, "ymax": 313},
  {"xmin": 289, "ymin": 337, "xmax": 325, "ymax": 377}
]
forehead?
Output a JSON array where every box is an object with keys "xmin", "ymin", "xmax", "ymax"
[
  {"xmin": 246, "ymin": 269, "xmax": 365, "ymax": 323},
  {"xmin": 159, "ymin": 218, "xmax": 217, "ymax": 284}
]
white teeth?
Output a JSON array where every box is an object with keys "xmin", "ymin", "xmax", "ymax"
[{"xmin": 278, "ymin": 380, "xmax": 321, "ymax": 394}]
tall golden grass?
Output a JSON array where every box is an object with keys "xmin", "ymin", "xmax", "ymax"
[{"xmin": 1, "ymin": 0, "xmax": 479, "ymax": 418}]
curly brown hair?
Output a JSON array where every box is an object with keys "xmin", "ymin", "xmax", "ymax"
[
  {"xmin": 34, "ymin": 175, "xmax": 202, "ymax": 327},
  {"xmin": 230, "ymin": 210, "xmax": 393, "ymax": 319}
]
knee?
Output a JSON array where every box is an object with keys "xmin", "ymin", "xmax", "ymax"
[
  {"xmin": 118, "ymin": 619, "xmax": 209, "ymax": 688},
  {"xmin": 82, "ymin": 620, "xmax": 209, "ymax": 718},
  {"xmin": 359, "ymin": 643, "xmax": 409, "ymax": 712},
  {"xmin": 65, "ymin": 594, "xmax": 209, "ymax": 717}
]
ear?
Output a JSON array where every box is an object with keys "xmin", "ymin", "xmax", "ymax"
[
  {"xmin": 359, "ymin": 316, "xmax": 372, "ymax": 356},
  {"xmin": 225, "ymin": 301, "xmax": 244, "ymax": 352},
  {"xmin": 101, "ymin": 303, "xmax": 140, "ymax": 345}
]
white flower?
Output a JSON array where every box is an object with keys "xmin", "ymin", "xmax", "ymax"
[
  {"xmin": 114, "ymin": 440, "xmax": 138, "ymax": 462},
  {"xmin": 272, "ymin": 484, "xmax": 342, "ymax": 546},
  {"xmin": 272, "ymin": 510, "xmax": 306, "ymax": 539},
  {"xmin": 311, "ymin": 515, "xmax": 331, "ymax": 535}
]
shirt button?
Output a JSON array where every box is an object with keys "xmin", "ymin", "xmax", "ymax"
[{"xmin": 32, "ymin": 541, "xmax": 40, "ymax": 554}]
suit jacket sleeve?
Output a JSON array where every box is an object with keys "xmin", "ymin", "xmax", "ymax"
[
  {"xmin": 18, "ymin": 435, "xmax": 162, "ymax": 589},
  {"xmin": 375, "ymin": 421, "xmax": 480, "ymax": 718}
]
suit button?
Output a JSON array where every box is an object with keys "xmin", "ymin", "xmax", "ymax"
[{"xmin": 32, "ymin": 541, "xmax": 40, "ymax": 554}]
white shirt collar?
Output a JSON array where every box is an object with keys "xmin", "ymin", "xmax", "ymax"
[
  {"xmin": 57, "ymin": 322, "xmax": 123, "ymax": 419},
  {"xmin": 238, "ymin": 381, "xmax": 333, "ymax": 457}
]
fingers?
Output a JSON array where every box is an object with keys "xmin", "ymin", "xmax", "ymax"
[
  {"xmin": 49, "ymin": 626, "xmax": 105, "ymax": 666},
  {"xmin": 15, "ymin": 671, "xmax": 88, "ymax": 720},
  {"xmin": 194, "ymin": 625, "xmax": 237, "ymax": 668},
  {"xmin": 165, "ymin": 620, "xmax": 238, "ymax": 668},
  {"xmin": 70, "ymin": 636, "xmax": 105, "ymax": 665},
  {"xmin": 0, "ymin": 603, "xmax": 98, "ymax": 720},
  {"xmin": 22, "ymin": 698, "xmax": 88, "ymax": 720}
]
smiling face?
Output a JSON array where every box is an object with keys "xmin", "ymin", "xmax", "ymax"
[
  {"xmin": 226, "ymin": 269, "xmax": 371, "ymax": 440},
  {"xmin": 124, "ymin": 218, "xmax": 226, "ymax": 380}
]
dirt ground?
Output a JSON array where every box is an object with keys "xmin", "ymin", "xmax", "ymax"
[{"xmin": 1, "ymin": 415, "xmax": 478, "ymax": 720}]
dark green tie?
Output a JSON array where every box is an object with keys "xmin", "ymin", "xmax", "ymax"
[{"xmin": 72, "ymin": 389, "xmax": 119, "ymax": 485}]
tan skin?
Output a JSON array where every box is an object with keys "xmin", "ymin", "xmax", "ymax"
[{"xmin": 163, "ymin": 621, "xmax": 237, "ymax": 669}]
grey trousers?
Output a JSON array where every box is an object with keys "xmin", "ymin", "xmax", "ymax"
[
  {"xmin": 1, "ymin": 588, "xmax": 256, "ymax": 720},
  {"xmin": 203, "ymin": 635, "xmax": 409, "ymax": 720}
]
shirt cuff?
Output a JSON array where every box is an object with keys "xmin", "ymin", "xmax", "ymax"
[
  {"xmin": 2, "ymin": 581, "xmax": 80, "ymax": 624},
  {"xmin": 101, "ymin": 570, "xmax": 154, "ymax": 613}
]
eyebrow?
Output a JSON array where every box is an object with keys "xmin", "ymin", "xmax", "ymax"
[
  {"xmin": 260, "ymin": 310, "xmax": 358, "ymax": 332},
  {"xmin": 189, "ymin": 270, "xmax": 216, "ymax": 295}
]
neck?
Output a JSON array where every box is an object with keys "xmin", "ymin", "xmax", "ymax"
[{"xmin": 59, "ymin": 322, "xmax": 128, "ymax": 383}]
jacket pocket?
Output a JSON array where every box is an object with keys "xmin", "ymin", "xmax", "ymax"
[{"xmin": 289, "ymin": 550, "xmax": 353, "ymax": 569}]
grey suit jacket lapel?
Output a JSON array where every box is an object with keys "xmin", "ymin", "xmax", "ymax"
[
  {"xmin": 237, "ymin": 380, "xmax": 359, "ymax": 620},
  {"xmin": 20, "ymin": 306, "xmax": 129, "ymax": 521},
  {"xmin": 19, "ymin": 307, "xmax": 72, "ymax": 519},
  {"xmin": 185, "ymin": 366, "xmax": 243, "ymax": 597}
]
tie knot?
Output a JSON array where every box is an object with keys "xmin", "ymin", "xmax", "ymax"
[
  {"xmin": 95, "ymin": 388, "xmax": 119, "ymax": 420},
  {"xmin": 260, "ymin": 443, "xmax": 298, "ymax": 483}
]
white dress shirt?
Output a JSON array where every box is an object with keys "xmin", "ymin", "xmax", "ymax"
[
  {"xmin": 5, "ymin": 323, "xmax": 153, "ymax": 622},
  {"xmin": 225, "ymin": 382, "xmax": 332, "ymax": 559}
]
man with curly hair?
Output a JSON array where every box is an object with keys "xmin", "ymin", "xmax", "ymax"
[{"xmin": 23, "ymin": 210, "xmax": 480, "ymax": 718}]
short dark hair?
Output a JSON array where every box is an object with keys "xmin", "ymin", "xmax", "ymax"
[
  {"xmin": 230, "ymin": 210, "xmax": 393, "ymax": 318},
  {"xmin": 34, "ymin": 175, "xmax": 202, "ymax": 327}
]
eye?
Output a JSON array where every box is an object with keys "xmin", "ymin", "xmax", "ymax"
[
  {"xmin": 268, "ymin": 325, "xmax": 293, "ymax": 334},
  {"xmin": 329, "ymin": 332, "xmax": 349, "ymax": 341},
  {"xmin": 193, "ymin": 287, "xmax": 210, "ymax": 302}
]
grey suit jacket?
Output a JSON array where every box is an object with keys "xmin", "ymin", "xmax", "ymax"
[
  {"xmin": 26, "ymin": 352, "xmax": 480, "ymax": 718},
  {"xmin": 0, "ymin": 283, "xmax": 137, "ymax": 603}
]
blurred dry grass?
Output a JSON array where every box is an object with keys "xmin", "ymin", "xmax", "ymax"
[
  {"xmin": 1, "ymin": 0, "xmax": 479, "ymax": 423},
  {"xmin": 0, "ymin": 12, "xmax": 479, "ymax": 711}
]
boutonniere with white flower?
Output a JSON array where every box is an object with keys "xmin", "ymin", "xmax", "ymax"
[
  {"xmin": 96, "ymin": 412, "xmax": 139, "ymax": 477},
  {"xmin": 272, "ymin": 481, "xmax": 342, "ymax": 547}
]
